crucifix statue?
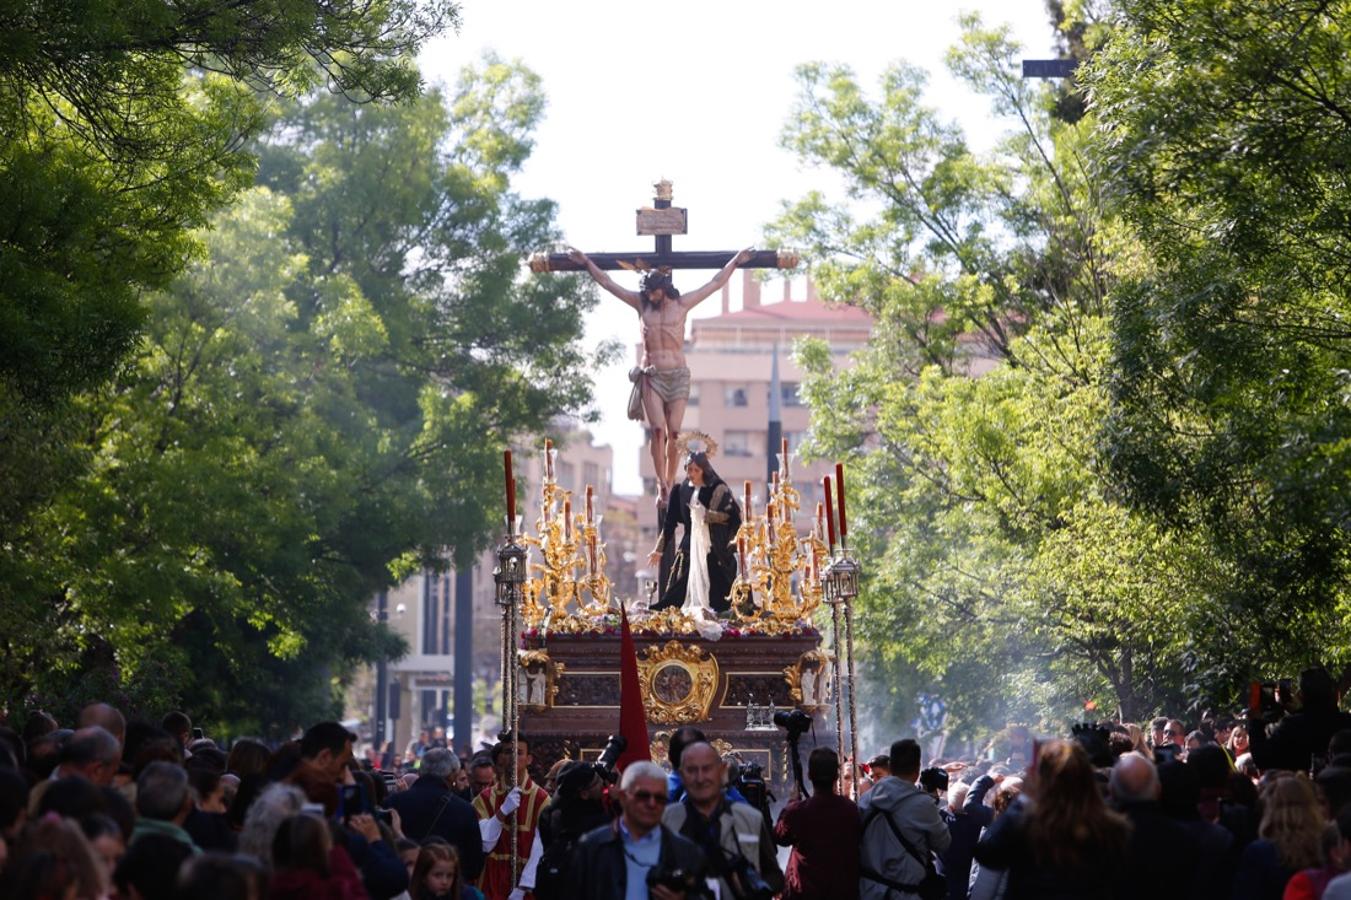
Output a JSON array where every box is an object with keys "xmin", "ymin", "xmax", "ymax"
[{"xmin": 532, "ymin": 180, "xmax": 798, "ymax": 505}]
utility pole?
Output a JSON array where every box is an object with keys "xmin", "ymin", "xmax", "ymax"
[{"xmin": 375, "ymin": 589, "xmax": 388, "ymax": 750}]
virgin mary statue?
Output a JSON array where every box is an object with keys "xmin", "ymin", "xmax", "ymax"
[{"xmin": 648, "ymin": 449, "xmax": 742, "ymax": 628}]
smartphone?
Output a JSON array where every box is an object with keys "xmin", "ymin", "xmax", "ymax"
[{"xmin": 338, "ymin": 783, "xmax": 366, "ymax": 820}]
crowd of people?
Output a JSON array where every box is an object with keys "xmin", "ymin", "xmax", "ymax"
[{"xmin": 4, "ymin": 665, "xmax": 1351, "ymax": 899}]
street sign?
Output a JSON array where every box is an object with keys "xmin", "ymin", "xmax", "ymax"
[{"xmin": 1021, "ymin": 59, "xmax": 1079, "ymax": 79}]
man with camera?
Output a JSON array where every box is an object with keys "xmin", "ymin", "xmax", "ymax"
[
  {"xmin": 568, "ymin": 760, "xmax": 709, "ymax": 899},
  {"xmin": 534, "ymin": 760, "xmax": 617, "ymax": 899},
  {"xmin": 384, "ymin": 747, "xmax": 484, "ymax": 882},
  {"xmin": 858, "ymin": 739, "xmax": 950, "ymax": 900},
  {"xmin": 773, "ymin": 747, "xmax": 861, "ymax": 900},
  {"xmin": 662, "ymin": 741, "xmax": 784, "ymax": 900},
  {"xmin": 1249, "ymin": 666, "xmax": 1351, "ymax": 773}
]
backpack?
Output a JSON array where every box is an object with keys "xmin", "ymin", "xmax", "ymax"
[{"xmin": 860, "ymin": 796, "xmax": 947, "ymax": 900}]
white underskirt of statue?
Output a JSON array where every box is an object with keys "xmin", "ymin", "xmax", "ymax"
[{"xmin": 683, "ymin": 494, "xmax": 722, "ymax": 640}]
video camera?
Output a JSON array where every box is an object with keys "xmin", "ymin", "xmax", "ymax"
[
  {"xmin": 774, "ymin": 708, "xmax": 813, "ymax": 798},
  {"xmin": 774, "ymin": 708, "xmax": 812, "ymax": 741},
  {"xmin": 726, "ymin": 756, "xmax": 774, "ymax": 829},
  {"xmin": 588, "ymin": 733, "xmax": 628, "ymax": 785}
]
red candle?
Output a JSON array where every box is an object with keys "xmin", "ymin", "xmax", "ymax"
[
  {"xmin": 588, "ymin": 532, "xmax": 598, "ymax": 574},
  {"xmin": 781, "ymin": 436, "xmax": 790, "ymax": 478},
  {"xmin": 585, "ymin": 485, "xmax": 594, "ymax": 523},
  {"xmin": 816, "ymin": 501, "xmax": 825, "ymax": 541},
  {"xmin": 766, "ymin": 508, "xmax": 776, "ymax": 545},
  {"xmin": 544, "ymin": 438, "xmax": 554, "ymax": 480},
  {"xmin": 743, "ymin": 480, "xmax": 752, "ymax": 517},
  {"xmin": 822, "ymin": 475, "xmax": 837, "ymax": 551},
  {"xmin": 737, "ymin": 535, "xmax": 747, "ymax": 575},
  {"xmin": 563, "ymin": 498, "xmax": 572, "ymax": 540},
  {"xmin": 835, "ymin": 462, "xmax": 848, "ymax": 545},
  {"xmin": 504, "ymin": 450, "xmax": 516, "ymax": 531}
]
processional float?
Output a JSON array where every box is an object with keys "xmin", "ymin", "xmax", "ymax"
[{"xmin": 492, "ymin": 437, "xmax": 865, "ymax": 802}]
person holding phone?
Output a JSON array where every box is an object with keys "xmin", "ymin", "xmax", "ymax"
[{"xmin": 1249, "ymin": 668, "xmax": 1351, "ymax": 773}]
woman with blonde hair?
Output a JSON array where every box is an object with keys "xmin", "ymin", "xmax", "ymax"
[
  {"xmin": 1125, "ymin": 723, "xmax": 1150, "ymax": 756},
  {"xmin": 973, "ymin": 739, "xmax": 1132, "ymax": 898},
  {"xmin": 1232, "ymin": 775, "xmax": 1325, "ymax": 900}
]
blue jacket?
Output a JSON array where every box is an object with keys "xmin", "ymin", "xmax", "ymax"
[{"xmin": 940, "ymin": 774, "xmax": 996, "ymax": 900}]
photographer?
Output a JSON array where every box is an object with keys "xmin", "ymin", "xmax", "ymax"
[
  {"xmin": 773, "ymin": 747, "xmax": 861, "ymax": 900},
  {"xmin": 1248, "ymin": 667, "xmax": 1351, "ymax": 773},
  {"xmin": 858, "ymin": 739, "xmax": 949, "ymax": 900},
  {"xmin": 663, "ymin": 741, "xmax": 784, "ymax": 900},
  {"xmin": 385, "ymin": 747, "xmax": 484, "ymax": 882},
  {"xmin": 534, "ymin": 761, "xmax": 615, "ymax": 899},
  {"xmin": 568, "ymin": 761, "xmax": 709, "ymax": 900}
]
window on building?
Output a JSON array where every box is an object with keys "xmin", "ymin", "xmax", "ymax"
[
  {"xmin": 785, "ymin": 431, "xmax": 807, "ymax": 452},
  {"xmin": 583, "ymin": 462, "xmax": 600, "ymax": 490},
  {"xmin": 687, "ymin": 383, "xmax": 700, "ymax": 407},
  {"xmin": 558, "ymin": 461, "xmax": 576, "ymax": 492},
  {"xmin": 782, "ymin": 382, "xmax": 803, "ymax": 406},
  {"xmin": 725, "ymin": 386, "xmax": 748, "ymax": 407},
  {"xmin": 725, "ymin": 430, "xmax": 754, "ymax": 457}
]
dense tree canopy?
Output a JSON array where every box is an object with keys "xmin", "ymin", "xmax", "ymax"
[
  {"xmin": 1087, "ymin": 0, "xmax": 1351, "ymax": 695},
  {"xmin": 0, "ymin": 0, "xmax": 457, "ymax": 576},
  {"xmin": 777, "ymin": 4, "xmax": 1349, "ymax": 741},
  {"xmin": 0, "ymin": 60, "xmax": 603, "ymax": 735}
]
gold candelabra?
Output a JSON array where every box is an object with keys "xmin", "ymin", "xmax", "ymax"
[
  {"xmin": 726, "ymin": 443, "xmax": 825, "ymax": 632},
  {"xmin": 515, "ymin": 439, "xmax": 824, "ymax": 637},
  {"xmin": 521, "ymin": 442, "xmax": 612, "ymax": 629}
]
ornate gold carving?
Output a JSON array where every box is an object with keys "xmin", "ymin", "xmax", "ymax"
[
  {"xmin": 651, "ymin": 730, "xmax": 736, "ymax": 766},
  {"xmin": 638, "ymin": 641, "xmax": 719, "ymax": 724},
  {"xmin": 507, "ymin": 439, "xmax": 829, "ymax": 641},
  {"xmin": 783, "ymin": 648, "xmax": 831, "ymax": 710},
  {"xmin": 518, "ymin": 649, "xmax": 565, "ymax": 709}
]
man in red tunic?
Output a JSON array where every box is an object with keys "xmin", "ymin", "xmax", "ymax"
[{"xmin": 473, "ymin": 735, "xmax": 550, "ymax": 900}]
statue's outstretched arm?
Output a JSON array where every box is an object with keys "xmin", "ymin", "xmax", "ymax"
[
  {"xmin": 568, "ymin": 247, "xmax": 641, "ymax": 310},
  {"xmin": 680, "ymin": 246, "xmax": 755, "ymax": 310}
]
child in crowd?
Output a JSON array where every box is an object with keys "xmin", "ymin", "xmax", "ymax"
[
  {"xmin": 397, "ymin": 836, "xmax": 421, "ymax": 877},
  {"xmin": 410, "ymin": 840, "xmax": 483, "ymax": 900}
]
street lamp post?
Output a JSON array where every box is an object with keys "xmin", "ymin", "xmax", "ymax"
[{"xmin": 493, "ymin": 528, "xmax": 527, "ymax": 886}]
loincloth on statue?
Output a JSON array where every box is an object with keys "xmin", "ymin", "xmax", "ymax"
[{"xmin": 628, "ymin": 365, "xmax": 690, "ymax": 420}]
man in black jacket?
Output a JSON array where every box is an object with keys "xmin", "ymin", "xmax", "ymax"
[
  {"xmin": 569, "ymin": 761, "xmax": 709, "ymax": 900},
  {"xmin": 385, "ymin": 747, "xmax": 484, "ymax": 881},
  {"xmin": 940, "ymin": 769, "xmax": 998, "ymax": 900},
  {"xmin": 1110, "ymin": 752, "xmax": 1200, "ymax": 891},
  {"xmin": 1250, "ymin": 667, "xmax": 1351, "ymax": 773}
]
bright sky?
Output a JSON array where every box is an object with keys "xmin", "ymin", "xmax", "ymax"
[{"xmin": 419, "ymin": 1, "xmax": 1057, "ymax": 494}]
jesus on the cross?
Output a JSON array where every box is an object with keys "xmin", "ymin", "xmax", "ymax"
[{"xmin": 568, "ymin": 245, "xmax": 755, "ymax": 503}]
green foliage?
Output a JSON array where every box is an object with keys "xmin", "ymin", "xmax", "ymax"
[
  {"xmin": 785, "ymin": 6, "xmax": 1351, "ymax": 740},
  {"xmin": 0, "ymin": 0, "xmax": 456, "ymax": 589},
  {"xmin": 781, "ymin": 16, "xmax": 1199, "ymax": 735},
  {"xmin": 1, "ymin": 60, "xmax": 603, "ymax": 736},
  {"xmin": 1086, "ymin": 0, "xmax": 1351, "ymax": 696}
]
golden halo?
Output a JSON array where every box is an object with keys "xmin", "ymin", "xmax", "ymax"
[{"xmin": 675, "ymin": 430, "xmax": 718, "ymax": 459}]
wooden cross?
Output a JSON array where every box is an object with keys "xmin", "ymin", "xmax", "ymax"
[{"xmin": 529, "ymin": 179, "xmax": 798, "ymax": 274}]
